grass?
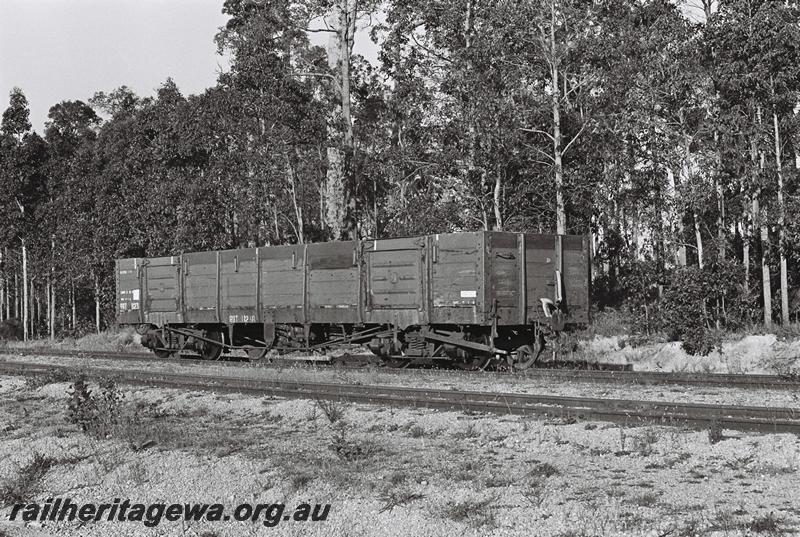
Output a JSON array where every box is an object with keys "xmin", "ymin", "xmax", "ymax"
[
  {"xmin": 633, "ymin": 491, "xmax": 661, "ymax": 507},
  {"xmin": 443, "ymin": 495, "xmax": 497, "ymax": 528},
  {"xmin": 747, "ymin": 512, "xmax": 783, "ymax": 534},
  {"xmin": 528, "ymin": 461, "xmax": 560, "ymax": 478},
  {"xmin": 452, "ymin": 422, "xmax": 480, "ymax": 440},
  {"xmin": 3, "ymin": 328, "xmax": 143, "ymax": 353},
  {"xmin": 379, "ymin": 487, "xmax": 425, "ymax": 513},
  {"xmin": 0, "ymin": 453, "xmax": 57, "ymax": 506},
  {"xmin": 24, "ymin": 368, "xmax": 72, "ymax": 389}
]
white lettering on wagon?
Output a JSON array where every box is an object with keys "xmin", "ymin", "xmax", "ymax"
[
  {"xmin": 460, "ymin": 290, "xmax": 477, "ymax": 298},
  {"xmin": 228, "ymin": 314, "xmax": 257, "ymax": 323}
]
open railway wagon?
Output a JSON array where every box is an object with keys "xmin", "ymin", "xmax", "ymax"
[{"xmin": 116, "ymin": 232, "xmax": 590, "ymax": 370}]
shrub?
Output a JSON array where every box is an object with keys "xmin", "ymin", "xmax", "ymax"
[
  {"xmin": 66, "ymin": 377, "xmax": 124, "ymax": 438},
  {"xmin": 660, "ymin": 261, "xmax": 749, "ymax": 356}
]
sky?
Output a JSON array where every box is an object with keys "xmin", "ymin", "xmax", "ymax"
[
  {"xmin": 0, "ymin": 0, "xmax": 382, "ymax": 134},
  {"xmin": 0, "ymin": 0, "xmax": 231, "ymax": 133}
]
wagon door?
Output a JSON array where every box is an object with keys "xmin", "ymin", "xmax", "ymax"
[
  {"xmin": 364, "ymin": 237, "xmax": 426, "ymax": 327},
  {"xmin": 143, "ymin": 256, "xmax": 181, "ymax": 324}
]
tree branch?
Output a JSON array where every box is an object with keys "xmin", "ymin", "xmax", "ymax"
[
  {"xmin": 561, "ymin": 122, "xmax": 588, "ymax": 156},
  {"xmin": 519, "ymin": 127, "xmax": 556, "ymax": 143}
]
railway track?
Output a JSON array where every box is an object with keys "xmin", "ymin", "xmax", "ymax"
[
  {"xmin": 2, "ymin": 347, "xmax": 799, "ymax": 391},
  {"xmin": 2, "ymin": 358, "xmax": 799, "ymax": 434}
]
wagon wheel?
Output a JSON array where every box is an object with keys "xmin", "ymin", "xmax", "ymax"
[
  {"xmin": 453, "ymin": 354, "xmax": 492, "ymax": 371},
  {"xmin": 512, "ymin": 332, "xmax": 546, "ymax": 371},
  {"xmin": 511, "ymin": 345, "xmax": 538, "ymax": 370},
  {"xmin": 381, "ymin": 356, "xmax": 411, "ymax": 368},
  {"xmin": 198, "ymin": 330, "xmax": 224, "ymax": 361},
  {"xmin": 243, "ymin": 345, "xmax": 270, "ymax": 361},
  {"xmin": 453, "ymin": 334, "xmax": 493, "ymax": 371},
  {"xmin": 153, "ymin": 348, "xmax": 174, "ymax": 359}
]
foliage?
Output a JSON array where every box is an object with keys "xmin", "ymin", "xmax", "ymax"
[
  {"xmin": 66, "ymin": 377, "xmax": 124, "ymax": 438},
  {"xmin": 660, "ymin": 261, "xmax": 749, "ymax": 355},
  {"xmin": 1, "ymin": 0, "xmax": 799, "ymax": 345}
]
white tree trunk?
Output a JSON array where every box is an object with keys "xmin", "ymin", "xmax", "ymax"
[
  {"xmin": 0, "ymin": 248, "xmax": 4, "ymax": 324},
  {"xmin": 285, "ymin": 149, "xmax": 305, "ymax": 244},
  {"xmin": 693, "ymin": 212, "xmax": 704, "ymax": 269},
  {"xmin": 493, "ymin": 171, "xmax": 503, "ymax": 231},
  {"xmin": 94, "ymin": 274, "xmax": 101, "ymax": 334},
  {"xmin": 773, "ymin": 109, "xmax": 789, "ymax": 324},
  {"xmin": 550, "ymin": 2, "xmax": 566, "ymax": 235},
  {"xmin": 71, "ymin": 281, "xmax": 76, "ymax": 331},
  {"xmin": 22, "ymin": 242, "xmax": 28, "ymax": 341}
]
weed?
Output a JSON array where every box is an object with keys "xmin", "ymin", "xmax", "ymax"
[
  {"xmin": 521, "ymin": 476, "xmax": 547, "ymax": 507},
  {"xmin": 66, "ymin": 377, "xmax": 124, "ymax": 439},
  {"xmin": 483, "ymin": 474, "xmax": 515, "ymax": 488},
  {"xmin": 708, "ymin": 420, "xmax": 724, "ymax": 444},
  {"xmin": 746, "ymin": 512, "xmax": 783, "ymax": 534},
  {"xmin": 675, "ymin": 518, "xmax": 703, "ymax": 537},
  {"xmin": 0, "ymin": 453, "xmax": 56, "ymax": 506},
  {"xmin": 126, "ymin": 460, "xmax": 149, "ymax": 485},
  {"xmin": 317, "ymin": 399, "xmax": 345, "ymax": 424},
  {"xmin": 408, "ymin": 424, "xmax": 426, "ymax": 438},
  {"xmin": 387, "ymin": 471, "xmax": 407, "ymax": 485},
  {"xmin": 288, "ymin": 472, "xmax": 314, "ymax": 493},
  {"xmin": 443, "ymin": 495, "xmax": 497, "ymax": 528},
  {"xmin": 379, "ymin": 487, "xmax": 424, "ymax": 513},
  {"xmin": 25, "ymin": 368, "xmax": 71, "ymax": 389},
  {"xmin": 631, "ymin": 428, "xmax": 661, "ymax": 456},
  {"xmin": 329, "ymin": 424, "xmax": 374, "ymax": 462},
  {"xmin": 528, "ymin": 461, "xmax": 560, "ymax": 478},
  {"xmin": 453, "ymin": 423, "xmax": 480, "ymax": 440},
  {"xmin": 633, "ymin": 491, "xmax": 660, "ymax": 507}
]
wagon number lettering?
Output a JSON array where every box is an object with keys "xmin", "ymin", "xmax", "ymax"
[{"xmin": 228, "ymin": 314, "xmax": 256, "ymax": 323}]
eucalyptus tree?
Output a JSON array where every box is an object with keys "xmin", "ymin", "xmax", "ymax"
[
  {"xmin": 707, "ymin": 0, "xmax": 800, "ymax": 325},
  {"xmin": 1, "ymin": 88, "xmax": 49, "ymax": 339}
]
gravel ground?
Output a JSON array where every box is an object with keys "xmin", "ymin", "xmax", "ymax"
[
  {"xmin": 0, "ymin": 374, "xmax": 799, "ymax": 537},
  {"xmin": 582, "ymin": 335, "xmax": 800, "ymax": 375},
  {"xmin": 1, "ymin": 352, "xmax": 800, "ymax": 409}
]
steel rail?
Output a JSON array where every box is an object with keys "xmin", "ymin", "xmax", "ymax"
[
  {"xmin": 2, "ymin": 359, "xmax": 799, "ymax": 434},
  {"xmin": 1, "ymin": 347, "xmax": 799, "ymax": 391}
]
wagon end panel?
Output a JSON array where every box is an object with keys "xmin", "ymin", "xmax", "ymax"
[
  {"xmin": 523, "ymin": 234, "xmax": 590, "ymax": 326},
  {"xmin": 307, "ymin": 241, "xmax": 360, "ymax": 324},
  {"xmin": 363, "ymin": 236, "xmax": 426, "ymax": 328},
  {"xmin": 142, "ymin": 256, "xmax": 183, "ymax": 325},
  {"xmin": 220, "ymin": 248, "xmax": 258, "ymax": 324},
  {"xmin": 523, "ymin": 234, "xmax": 557, "ymax": 324},
  {"xmin": 429, "ymin": 232, "xmax": 484, "ymax": 325},
  {"xmin": 117, "ymin": 258, "xmax": 143, "ymax": 326},
  {"xmin": 561, "ymin": 235, "xmax": 590, "ymax": 324}
]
